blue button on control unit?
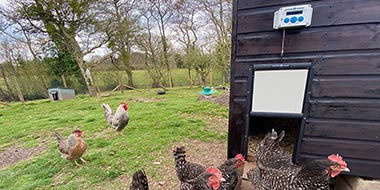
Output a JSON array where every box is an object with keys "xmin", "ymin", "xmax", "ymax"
[
  {"xmin": 298, "ymin": 16, "xmax": 304, "ymax": 22},
  {"xmin": 290, "ymin": 16, "xmax": 297, "ymax": 23},
  {"xmin": 284, "ymin": 17, "xmax": 290, "ymax": 23}
]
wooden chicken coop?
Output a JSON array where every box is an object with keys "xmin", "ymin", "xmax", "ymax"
[{"xmin": 228, "ymin": 0, "xmax": 380, "ymax": 178}]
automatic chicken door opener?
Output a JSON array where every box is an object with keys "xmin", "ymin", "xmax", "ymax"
[{"xmin": 273, "ymin": 4, "xmax": 313, "ymax": 59}]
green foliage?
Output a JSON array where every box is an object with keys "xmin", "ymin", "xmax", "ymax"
[
  {"xmin": 44, "ymin": 49, "xmax": 81, "ymax": 77},
  {"xmin": 174, "ymin": 53, "xmax": 185, "ymax": 68},
  {"xmin": 0, "ymin": 87, "xmax": 228, "ymax": 189},
  {"xmin": 0, "ymin": 59, "xmax": 51, "ymax": 100}
]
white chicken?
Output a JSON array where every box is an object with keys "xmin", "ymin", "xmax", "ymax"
[{"xmin": 102, "ymin": 102, "xmax": 129, "ymax": 131}]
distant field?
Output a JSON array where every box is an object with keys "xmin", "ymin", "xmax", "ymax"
[
  {"xmin": 0, "ymin": 87, "xmax": 229, "ymax": 189},
  {"xmin": 94, "ymin": 68, "xmax": 225, "ymax": 90},
  {"xmin": 0, "ymin": 68, "xmax": 226, "ymax": 101}
]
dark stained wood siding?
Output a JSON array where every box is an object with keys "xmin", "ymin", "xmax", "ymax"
[
  {"xmin": 238, "ymin": 0, "xmax": 380, "ymax": 33},
  {"xmin": 229, "ymin": 0, "xmax": 380, "ymax": 178},
  {"xmin": 237, "ymin": 24, "xmax": 380, "ymax": 56}
]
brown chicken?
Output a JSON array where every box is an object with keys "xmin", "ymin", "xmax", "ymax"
[
  {"xmin": 55, "ymin": 129, "xmax": 87, "ymax": 166},
  {"xmin": 130, "ymin": 169, "xmax": 149, "ymax": 190},
  {"xmin": 218, "ymin": 154, "xmax": 246, "ymax": 190},
  {"xmin": 102, "ymin": 102, "xmax": 129, "ymax": 131},
  {"xmin": 247, "ymin": 129, "xmax": 350, "ymax": 190}
]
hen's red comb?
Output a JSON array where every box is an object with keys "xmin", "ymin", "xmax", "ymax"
[
  {"xmin": 235, "ymin": 154, "xmax": 246, "ymax": 162},
  {"xmin": 328, "ymin": 154, "xmax": 347, "ymax": 167},
  {"xmin": 206, "ymin": 167, "xmax": 222, "ymax": 179},
  {"xmin": 121, "ymin": 102, "xmax": 128, "ymax": 110}
]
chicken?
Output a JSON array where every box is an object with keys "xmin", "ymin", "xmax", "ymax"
[
  {"xmin": 130, "ymin": 169, "xmax": 149, "ymax": 190},
  {"xmin": 172, "ymin": 146, "xmax": 206, "ymax": 184},
  {"xmin": 55, "ymin": 129, "xmax": 87, "ymax": 166},
  {"xmin": 129, "ymin": 167, "xmax": 223, "ymax": 190},
  {"xmin": 218, "ymin": 154, "xmax": 246, "ymax": 190},
  {"xmin": 247, "ymin": 129, "xmax": 350, "ymax": 190},
  {"xmin": 181, "ymin": 167, "xmax": 225, "ymax": 190},
  {"xmin": 255, "ymin": 129, "xmax": 292, "ymax": 171},
  {"xmin": 102, "ymin": 102, "xmax": 129, "ymax": 131}
]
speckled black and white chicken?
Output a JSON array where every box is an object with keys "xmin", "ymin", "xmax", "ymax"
[
  {"xmin": 172, "ymin": 145, "xmax": 206, "ymax": 189},
  {"xmin": 130, "ymin": 169, "xmax": 149, "ymax": 190},
  {"xmin": 181, "ymin": 167, "xmax": 225, "ymax": 190},
  {"xmin": 218, "ymin": 154, "xmax": 246, "ymax": 190},
  {"xmin": 255, "ymin": 129, "xmax": 293, "ymax": 171},
  {"xmin": 247, "ymin": 129, "xmax": 350, "ymax": 190}
]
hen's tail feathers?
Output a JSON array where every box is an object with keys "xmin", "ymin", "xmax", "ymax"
[
  {"xmin": 266, "ymin": 129, "xmax": 285, "ymax": 144},
  {"xmin": 247, "ymin": 168, "xmax": 271, "ymax": 190},
  {"xmin": 55, "ymin": 131, "xmax": 67, "ymax": 154},
  {"xmin": 102, "ymin": 103, "xmax": 112, "ymax": 116},
  {"xmin": 275, "ymin": 130, "xmax": 285, "ymax": 144},
  {"xmin": 130, "ymin": 169, "xmax": 149, "ymax": 190},
  {"xmin": 172, "ymin": 146, "xmax": 186, "ymax": 162},
  {"xmin": 55, "ymin": 131, "xmax": 63, "ymax": 142}
]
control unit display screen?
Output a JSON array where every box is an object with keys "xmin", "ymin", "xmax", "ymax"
[
  {"xmin": 286, "ymin": 10, "xmax": 303, "ymax": 15},
  {"xmin": 273, "ymin": 4, "xmax": 313, "ymax": 29}
]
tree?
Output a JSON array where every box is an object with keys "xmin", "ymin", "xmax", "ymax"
[
  {"xmin": 45, "ymin": 48, "xmax": 81, "ymax": 88},
  {"xmin": 193, "ymin": 45, "xmax": 214, "ymax": 86},
  {"xmin": 1, "ymin": 5, "xmax": 54, "ymax": 101},
  {"xmin": 0, "ymin": 62, "xmax": 15, "ymax": 101},
  {"xmin": 100, "ymin": 0, "xmax": 140, "ymax": 87},
  {"xmin": 172, "ymin": 0, "xmax": 203, "ymax": 88},
  {"xmin": 197, "ymin": 0, "xmax": 232, "ymax": 83},
  {"xmin": 0, "ymin": 41, "xmax": 26, "ymax": 105},
  {"xmin": 136, "ymin": 7, "xmax": 166, "ymax": 88},
  {"xmin": 11, "ymin": 0, "xmax": 110, "ymax": 96},
  {"xmin": 145, "ymin": 0, "xmax": 175, "ymax": 88}
]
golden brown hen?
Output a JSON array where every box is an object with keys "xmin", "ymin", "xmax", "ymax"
[{"xmin": 55, "ymin": 129, "xmax": 87, "ymax": 166}]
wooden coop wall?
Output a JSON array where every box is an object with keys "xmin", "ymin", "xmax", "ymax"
[{"xmin": 228, "ymin": 0, "xmax": 380, "ymax": 178}]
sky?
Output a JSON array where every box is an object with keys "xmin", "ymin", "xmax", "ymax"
[
  {"xmin": 0, "ymin": 0, "xmax": 223, "ymax": 63},
  {"xmin": 0, "ymin": 0, "xmax": 7, "ymax": 10}
]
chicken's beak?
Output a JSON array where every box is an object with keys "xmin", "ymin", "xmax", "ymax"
[
  {"xmin": 220, "ymin": 177, "xmax": 226, "ymax": 182},
  {"xmin": 342, "ymin": 167, "xmax": 350, "ymax": 172}
]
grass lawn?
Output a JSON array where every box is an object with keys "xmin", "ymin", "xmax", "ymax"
[{"xmin": 0, "ymin": 87, "xmax": 229, "ymax": 189}]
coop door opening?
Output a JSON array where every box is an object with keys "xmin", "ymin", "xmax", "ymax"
[
  {"xmin": 245, "ymin": 63, "xmax": 313, "ymax": 163},
  {"xmin": 251, "ymin": 64, "xmax": 310, "ymax": 118},
  {"xmin": 51, "ymin": 91, "xmax": 59, "ymax": 101},
  {"xmin": 247, "ymin": 117, "xmax": 300, "ymax": 162}
]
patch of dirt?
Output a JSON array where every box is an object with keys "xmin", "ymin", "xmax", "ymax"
[
  {"xmin": 197, "ymin": 91, "xmax": 230, "ymax": 107},
  {"xmin": 0, "ymin": 140, "xmax": 47, "ymax": 169},
  {"xmin": 212, "ymin": 92, "xmax": 230, "ymax": 106},
  {"xmin": 112, "ymin": 138, "xmax": 228, "ymax": 190},
  {"xmin": 128, "ymin": 97, "xmax": 167, "ymax": 103}
]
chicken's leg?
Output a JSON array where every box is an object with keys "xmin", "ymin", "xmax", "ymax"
[
  {"xmin": 74, "ymin": 160, "xmax": 81, "ymax": 166},
  {"xmin": 80, "ymin": 157, "xmax": 87, "ymax": 165}
]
